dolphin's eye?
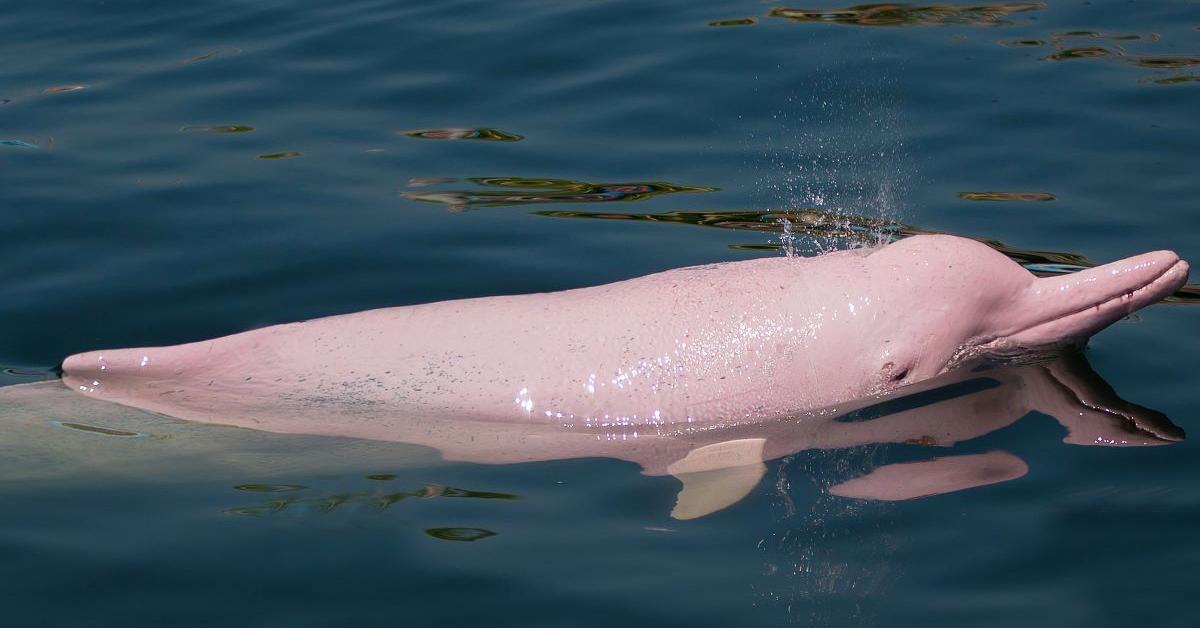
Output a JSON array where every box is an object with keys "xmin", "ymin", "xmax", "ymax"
[{"xmin": 891, "ymin": 368, "xmax": 909, "ymax": 382}]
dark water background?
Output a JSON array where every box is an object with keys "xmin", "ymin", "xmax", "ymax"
[{"xmin": 2, "ymin": 1, "xmax": 1198, "ymax": 626}]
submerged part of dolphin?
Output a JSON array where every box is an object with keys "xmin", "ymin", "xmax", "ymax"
[
  {"xmin": 11, "ymin": 351, "xmax": 1182, "ymax": 519},
  {"xmin": 57, "ymin": 235, "xmax": 1188, "ymax": 517}
]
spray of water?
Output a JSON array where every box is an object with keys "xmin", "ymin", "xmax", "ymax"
[
  {"xmin": 754, "ymin": 64, "xmax": 910, "ymax": 257},
  {"xmin": 741, "ymin": 54, "xmax": 912, "ymax": 625},
  {"xmin": 777, "ymin": 216, "xmax": 796, "ymax": 258}
]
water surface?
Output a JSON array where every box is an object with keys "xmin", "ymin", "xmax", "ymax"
[{"xmin": 2, "ymin": 1, "xmax": 1198, "ymax": 626}]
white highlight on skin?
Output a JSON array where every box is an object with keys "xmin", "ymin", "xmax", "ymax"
[
  {"xmin": 550, "ymin": 312, "xmax": 800, "ymax": 428},
  {"xmin": 514, "ymin": 387, "xmax": 534, "ymax": 413}
]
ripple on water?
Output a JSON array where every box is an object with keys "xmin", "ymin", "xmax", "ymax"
[
  {"xmin": 225, "ymin": 482, "xmax": 519, "ymax": 517},
  {"xmin": 403, "ymin": 177, "xmax": 718, "ymax": 211},
  {"xmin": 999, "ymin": 29, "xmax": 1200, "ymax": 85},
  {"xmin": 958, "ymin": 191, "xmax": 1056, "ymax": 202},
  {"xmin": 721, "ymin": 4, "xmax": 1193, "ymax": 91},
  {"xmin": 3, "ymin": 366, "xmax": 53, "ymax": 379},
  {"xmin": 1140, "ymin": 74, "xmax": 1200, "ymax": 85},
  {"xmin": 998, "ymin": 39, "xmax": 1046, "ymax": 47},
  {"xmin": 182, "ymin": 46, "xmax": 242, "ymax": 65},
  {"xmin": 366, "ymin": 474, "xmax": 398, "ymax": 481},
  {"xmin": 42, "ymin": 85, "xmax": 86, "ymax": 94},
  {"xmin": 766, "ymin": 3, "xmax": 1043, "ymax": 27},
  {"xmin": 234, "ymin": 484, "xmax": 308, "ymax": 492},
  {"xmin": 1043, "ymin": 47, "xmax": 1115, "ymax": 61},
  {"xmin": 1053, "ymin": 31, "xmax": 1158, "ymax": 42},
  {"xmin": 425, "ymin": 527, "xmax": 497, "ymax": 542},
  {"xmin": 179, "ymin": 125, "xmax": 255, "ymax": 134},
  {"xmin": 1129, "ymin": 56, "xmax": 1200, "ymax": 70},
  {"xmin": 708, "ymin": 17, "xmax": 757, "ymax": 27},
  {"xmin": 407, "ymin": 176, "xmax": 457, "ymax": 187}
]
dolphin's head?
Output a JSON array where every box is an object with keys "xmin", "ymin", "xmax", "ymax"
[{"xmin": 854, "ymin": 235, "xmax": 1188, "ymax": 391}]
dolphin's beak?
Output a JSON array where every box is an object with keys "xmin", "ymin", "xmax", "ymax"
[{"xmin": 999, "ymin": 250, "xmax": 1189, "ymax": 348}]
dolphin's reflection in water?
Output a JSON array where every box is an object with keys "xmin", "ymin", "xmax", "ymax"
[
  {"xmin": 221, "ymin": 342, "xmax": 1182, "ymax": 520},
  {"xmin": 1, "ymin": 350, "xmax": 1181, "ymax": 521},
  {"xmin": 645, "ymin": 350, "xmax": 1182, "ymax": 517}
]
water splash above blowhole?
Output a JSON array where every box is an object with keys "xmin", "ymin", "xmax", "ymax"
[{"xmin": 751, "ymin": 64, "xmax": 910, "ymax": 258}]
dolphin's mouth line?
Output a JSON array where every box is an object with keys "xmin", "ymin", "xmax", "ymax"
[{"xmin": 990, "ymin": 259, "xmax": 1187, "ymax": 347}]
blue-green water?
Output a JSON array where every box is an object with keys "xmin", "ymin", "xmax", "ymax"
[{"xmin": 2, "ymin": 1, "xmax": 1198, "ymax": 626}]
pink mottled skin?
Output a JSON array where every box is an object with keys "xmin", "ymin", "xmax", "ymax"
[{"xmin": 61, "ymin": 235, "xmax": 1188, "ymax": 444}]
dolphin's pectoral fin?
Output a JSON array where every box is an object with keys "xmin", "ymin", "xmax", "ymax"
[
  {"xmin": 670, "ymin": 464, "xmax": 766, "ymax": 520},
  {"xmin": 827, "ymin": 450, "xmax": 1028, "ymax": 501},
  {"xmin": 667, "ymin": 438, "xmax": 766, "ymax": 520}
]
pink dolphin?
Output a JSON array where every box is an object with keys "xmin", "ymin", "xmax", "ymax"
[
  {"xmin": 61, "ymin": 234, "xmax": 1187, "ymax": 434},
  {"xmin": 55, "ymin": 234, "xmax": 1188, "ymax": 517}
]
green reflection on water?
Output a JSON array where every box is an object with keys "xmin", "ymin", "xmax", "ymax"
[
  {"xmin": 536, "ymin": 208, "xmax": 1200, "ymax": 303},
  {"xmin": 367, "ymin": 474, "xmax": 398, "ymax": 481},
  {"xmin": 180, "ymin": 125, "xmax": 255, "ymax": 134},
  {"xmin": 1141, "ymin": 74, "xmax": 1200, "ymax": 85},
  {"xmin": 1053, "ymin": 31, "xmax": 1156, "ymax": 42},
  {"xmin": 1002, "ymin": 29, "xmax": 1200, "ymax": 85},
  {"xmin": 234, "ymin": 484, "xmax": 308, "ymax": 492},
  {"xmin": 425, "ymin": 527, "xmax": 497, "ymax": 542},
  {"xmin": 736, "ymin": 6, "xmax": 1192, "ymax": 87},
  {"xmin": 434, "ymin": 486, "xmax": 519, "ymax": 500},
  {"xmin": 708, "ymin": 17, "xmax": 757, "ymax": 27},
  {"xmin": 225, "ymin": 482, "xmax": 519, "ymax": 517},
  {"xmin": 768, "ymin": 3, "xmax": 1043, "ymax": 27},
  {"xmin": 998, "ymin": 39, "xmax": 1045, "ymax": 47},
  {"xmin": 538, "ymin": 208, "xmax": 898, "ymax": 244},
  {"xmin": 402, "ymin": 128, "xmax": 524, "ymax": 141},
  {"xmin": 1129, "ymin": 56, "xmax": 1200, "ymax": 70},
  {"xmin": 225, "ymin": 499, "xmax": 296, "ymax": 517},
  {"xmin": 1044, "ymin": 47, "xmax": 1114, "ymax": 61},
  {"xmin": 404, "ymin": 177, "xmax": 717, "ymax": 211},
  {"xmin": 958, "ymin": 191, "xmax": 1055, "ymax": 202}
]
